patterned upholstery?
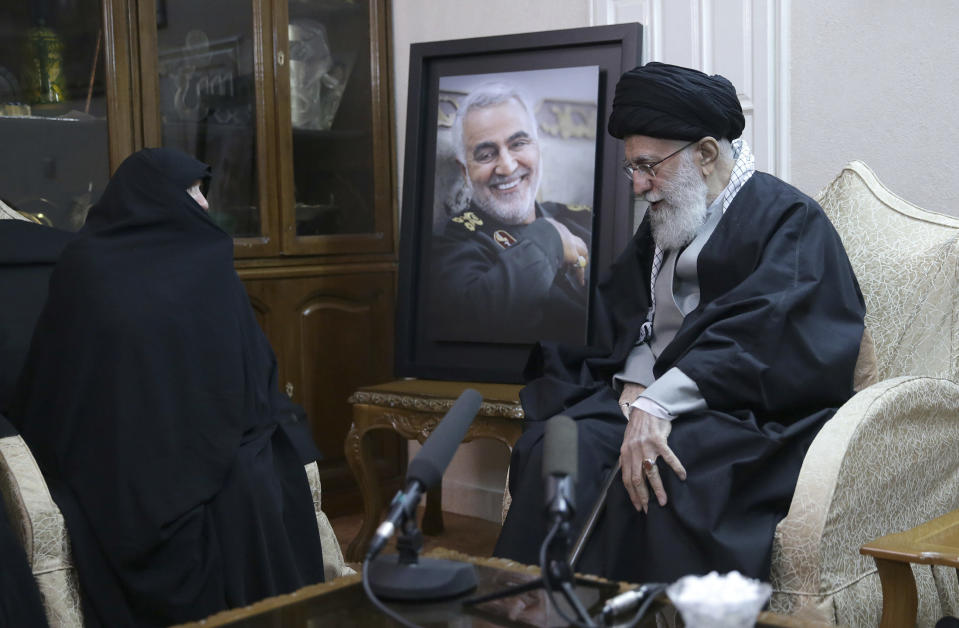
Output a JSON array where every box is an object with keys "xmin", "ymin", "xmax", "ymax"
[
  {"xmin": 769, "ymin": 161, "xmax": 959, "ymax": 626},
  {"xmin": 0, "ymin": 436, "xmax": 352, "ymax": 627},
  {"xmin": 305, "ymin": 461, "xmax": 356, "ymax": 580},
  {"xmin": 0, "ymin": 433, "xmax": 83, "ymax": 627}
]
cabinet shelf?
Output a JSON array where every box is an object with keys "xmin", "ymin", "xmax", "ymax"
[
  {"xmin": 292, "ymin": 127, "xmax": 369, "ymax": 140},
  {"xmin": 0, "ymin": 114, "xmax": 107, "ymax": 123}
]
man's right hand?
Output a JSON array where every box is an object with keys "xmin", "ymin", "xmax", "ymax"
[
  {"xmin": 544, "ymin": 218, "xmax": 588, "ymax": 286},
  {"xmin": 620, "ymin": 406, "xmax": 687, "ymax": 514}
]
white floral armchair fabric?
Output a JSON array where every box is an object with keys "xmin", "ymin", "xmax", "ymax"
[
  {"xmin": 0, "ymin": 430, "xmax": 84, "ymax": 626},
  {"xmin": 0, "ymin": 431, "xmax": 352, "ymax": 627},
  {"xmin": 768, "ymin": 161, "xmax": 959, "ymax": 626}
]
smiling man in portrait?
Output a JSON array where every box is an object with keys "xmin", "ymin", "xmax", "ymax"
[{"xmin": 430, "ymin": 81, "xmax": 592, "ymax": 345}]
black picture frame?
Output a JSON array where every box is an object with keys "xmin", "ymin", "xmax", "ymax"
[{"xmin": 396, "ymin": 24, "xmax": 642, "ymax": 384}]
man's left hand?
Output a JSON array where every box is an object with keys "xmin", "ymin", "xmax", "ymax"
[{"xmin": 620, "ymin": 407, "xmax": 687, "ymax": 513}]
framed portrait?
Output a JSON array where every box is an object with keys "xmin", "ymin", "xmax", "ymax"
[{"xmin": 396, "ymin": 24, "xmax": 643, "ymax": 383}]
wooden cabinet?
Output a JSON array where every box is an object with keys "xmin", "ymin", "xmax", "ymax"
[
  {"xmin": 0, "ymin": 0, "xmax": 137, "ymax": 225},
  {"xmin": 1, "ymin": 0, "xmax": 401, "ymax": 516}
]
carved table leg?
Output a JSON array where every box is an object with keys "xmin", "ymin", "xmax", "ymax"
[
  {"xmin": 344, "ymin": 412, "xmax": 381, "ymax": 563},
  {"xmin": 873, "ymin": 557, "xmax": 918, "ymax": 628}
]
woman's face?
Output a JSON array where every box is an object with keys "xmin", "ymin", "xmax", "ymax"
[{"xmin": 186, "ymin": 180, "xmax": 209, "ymax": 211}]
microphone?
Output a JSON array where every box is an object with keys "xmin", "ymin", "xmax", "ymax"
[
  {"xmin": 366, "ymin": 387, "xmax": 483, "ymax": 560},
  {"xmin": 543, "ymin": 414, "xmax": 577, "ymax": 523},
  {"xmin": 460, "ymin": 417, "xmax": 595, "ymax": 625},
  {"xmin": 364, "ymin": 388, "xmax": 483, "ymax": 602}
]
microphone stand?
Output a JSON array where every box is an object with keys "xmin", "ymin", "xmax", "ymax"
[
  {"xmin": 367, "ymin": 510, "xmax": 478, "ymax": 600},
  {"xmin": 464, "ymin": 461, "xmax": 623, "ymax": 625},
  {"xmin": 463, "ymin": 517, "xmax": 598, "ymax": 627}
]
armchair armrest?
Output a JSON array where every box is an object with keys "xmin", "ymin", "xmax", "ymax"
[
  {"xmin": 860, "ymin": 508, "xmax": 959, "ymax": 628},
  {"xmin": 0, "ymin": 433, "xmax": 84, "ymax": 626},
  {"xmin": 304, "ymin": 461, "xmax": 355, "ymax": 580},
  {"xmin": 770, "ymin": 376, "xmax": 959, "ymax": 626}
]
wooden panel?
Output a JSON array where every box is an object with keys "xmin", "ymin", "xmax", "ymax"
[
  {"xmin": 290, "ymin": 272, "xmax": 400, "ymax": 516},
  {"xmin": 103, "ymin": 0, "xmax": 140, "ymax": 166}
]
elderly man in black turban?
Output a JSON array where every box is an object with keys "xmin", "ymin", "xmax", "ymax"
[{"xmin": 494, "ymin": 63, "xmax": 866, "ymax": 584}]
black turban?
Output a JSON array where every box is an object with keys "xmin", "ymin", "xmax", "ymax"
[{"xmin": 608, "ymin": 62, "xmax": 745, "ymax": 142}]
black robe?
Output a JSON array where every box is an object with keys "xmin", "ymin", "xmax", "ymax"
[
  {"xmin": 494, "ymin": 173, "xmax": 865, "ymax": 583},
  {"xmin": 0, "ymin": 220, "xmax": 75, "ymax": 411},
  {"xmin": 0, "ymin": 220, "xmax": 74, "ymax": 628},
  {"xmin": 8, "ymin": 148, "xmax": 325, "ymax": 626}
]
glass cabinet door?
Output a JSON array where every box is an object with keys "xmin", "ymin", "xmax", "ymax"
[
  {"xmin": 0, "ymin": 0, "xmax": 110, "ymax": 231},
  {"xmin": 277, "ymin": 0, "xmax": 394, "ymax": 255},
  {"xmin": 148, "ymin": 0, "xmax": 271, "ymax": 251}
]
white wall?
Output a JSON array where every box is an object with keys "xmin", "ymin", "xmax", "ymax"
[
  {"xmin": 789, "ymin": 2, "xmax": 959, "ymax": 216},
  {"xmin": 391, "ymin": 0, "xmax": 591, "ymax": 523}
]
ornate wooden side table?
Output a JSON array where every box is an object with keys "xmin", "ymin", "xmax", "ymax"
[{"xmin": 344, "ymin": 379, "xmax": 524, "ymax": 562}]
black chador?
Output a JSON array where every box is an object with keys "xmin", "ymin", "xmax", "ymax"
[
  {"xmin": 494, "ymin": 173, "xmax": 865, "ymax": 583},
  {"xmin": 9, "ymin": 148, "xmax": 325, "ymax": 626}
]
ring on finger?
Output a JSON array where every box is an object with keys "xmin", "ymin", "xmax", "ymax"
[{"xmin": 642, "ymin": 457, "xmax": 657, "ymax": 472}]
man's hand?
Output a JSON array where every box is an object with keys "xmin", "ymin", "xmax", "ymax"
[
  {"xmin": 544, "ymin": 217, "xmax": 588, "ymax": 286},
  {"xmin": 621, "ymin": 407, "xmax": 687, "ymax": 513}
]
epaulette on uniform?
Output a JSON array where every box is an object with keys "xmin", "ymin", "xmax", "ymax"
[{"xmin": 450, "ymin": 210, "xmax": 484, "ymax": 232}]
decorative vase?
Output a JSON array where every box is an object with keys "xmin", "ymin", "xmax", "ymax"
[{"xmin": 23, "ymin": 22, "xmax": 67, "ymax": 105}]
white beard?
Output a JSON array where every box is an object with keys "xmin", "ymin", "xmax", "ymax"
[{"xmin": 646, "ymin": 152, "xmax": 709, "ymax": 251}]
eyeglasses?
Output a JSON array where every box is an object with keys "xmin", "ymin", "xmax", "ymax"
[{"xmin": 622, "ymin": 140, "xmax": 698, "ymax": 182}]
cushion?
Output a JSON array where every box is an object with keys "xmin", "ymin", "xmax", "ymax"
[
  {"xmin": 0, "ymin": 199, "xmax": 29, "ymax": 221},
  {"xmin": 816, "ymin": 162, "xmax": 959, "ymax": 381},
  {"xmin": 853, "ymin": 327, "xmax": 879, "ymax": 392}
]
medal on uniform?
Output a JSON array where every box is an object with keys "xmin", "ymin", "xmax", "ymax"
[{"xmin": 493, "ymin": 229, "xmax": 517, "ymax": 249}]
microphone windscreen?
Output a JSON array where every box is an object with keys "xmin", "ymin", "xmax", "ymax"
[
  {"xmin": 542, "ymin": 415, "xmax": 577, "ymax": 481},
  {"xmin": 407, "ymin": 388, "xmax": 482, "ymax": 489}
]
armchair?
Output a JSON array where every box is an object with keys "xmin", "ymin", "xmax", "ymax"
[
  {"xmin": 768, "ymin": 161, "xmax": 959, "ymax": 626},
  {"xmin": 0, "ymin": 425, "xmax": 352, "ymax": 627}
]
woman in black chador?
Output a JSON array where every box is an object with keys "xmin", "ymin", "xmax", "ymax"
[{"xmin": 9, "ymin": 148, "xmax": 325, "ymax": 626}]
